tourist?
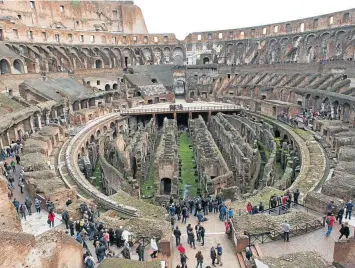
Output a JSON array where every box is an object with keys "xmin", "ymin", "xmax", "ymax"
[
  {"xmin": 325, "ymin": 213, "xmax": 336, "ymax": 237},
  {"xmin": 199, "ymin": 225, "xmax": 205, "ymax": 246},
  {"xmin": 13, "ymin": 198, "xmax": 19, "ymax": 213},
  {"xmin": 66, "ymin": 197, "xmax": 72, "ymax": 207},
  {"xmin": 336, "ymin": 206, "xmax": 345, "ymax": 224},
  {"xmin": 195, "ymin": 223, "xmax": 201, "ymax": 242},
  {"xmin": 48, "ymin": 210, "xmax": 55, "ymax": 228},
  {"xmin": 293, "ymin": 189, "xmax": 300, "ymax": 205},
  {"xmin": 228, "ymin": 208, "xmax": 233, "ymax": 219},
  {"xmin": 282, "ymin": 220, "xmax": 290, "ymax": 242},
  {"xmin": 188, "ymin": 227, "xmax": 196, "ymax": 249},
  {"xmin": 84, "ymin": 252, "xmax": 95, "ymax": 268},
  {"xmin": 213, "ymin": 199, "xmax": 219, "ymax": 213},
  {"xmin": 220, "ymin": 203, "xmax": 227, "ymax": 221},
  {"xmin": 345, "ymin": 200, "xmax": 353, "ymax": 220},
  {"xmin": 15, "ymin": 154, "xmax": 20, "ymax": 165},
  {"xmin": 103, "ymin": 229, "xmax": 110, "ymax": 249},
  {"xmin": 186, "ymin": 223, "xmax": 192, "ymax": 244},
  {"xmin": 202, "ymin": 197, "xmax": 208, "ymax": 215},
  {"xmin": 89, "ymin": 220, "xmax": 96, "ymax": 240},
  {"xmin": 258, "ymin": 202, "xmax": 264, "ymax": 212},
  {"xmin": 62, "ymin": 210, "xmax": 69, "ymax": 229},
  {"xmin": 150, "ymin": 237, "xmax": 158, "ymax": 258},
  {"xmin": 251, "ymin": 205, "xmax": 259, "ymax": 215},
  {"xmin": 169, "ymin": 205, "xmax": 175, "ymax": 216},
  {"xmin": 326, "ymin": 200, "xmax": 335, "ymax": 215},
  {"xmin": 195, "ymin": 251, "xmax": 204, "ymax": 268},
  {"xmin": 10, "ymin": 160, "xmax": 16, "ymax": 172},
  {"xmin": 24, "ymin": 197, "xmax": 32, "ymax": 216},
  {"xmin": 182, "ymin": 204, "xmax": 188, "ymax": 223},
  {"xmin": 246, "ymin": 202, "xmax": 252, "ymax": 214},
  {"xmin": 281, "ymin": 195, "xmax": 288, "ymax": 211},
  {"xmin": 171, "ymin": 215, "xmax": 176, "ymax": 230},
  {"xmin": 339, "ymin": 222, "xmax": 350, "ymax": 240},
  {"xmin": 208, "ymin": 199, "xmax": 213, "ymax": 213},
  {"xmin": 177, "ymin": 243, "xmax": 186, "ymax": 254},
  {"xmin": 122, "ymin": 228, "xmax": 131, "ymax": 248},
  {"xmin": 96, "ymin": 243, "xmax": 106, "ymax": 262},
  {"xmin": 174, "ymin": 226, "xmax": 181, "ymax": 246},
  {"xmin": 35, "ymin": 198, "xmax": 42, "ymax": 213},
  {"xmin": 180, "ymin": 252, "xmax": 188, "ymax": 268},
  {"xmin": 210, "ymin": 246, "xmax": 217, "ymax": 267},
  {"xmin": 216, "ymin": 243, "xmax": 223, "ymax": 266},
  {"xmin": 137, "ymin": 241, "xmax": 145, "ymax": 261},
  {"xmin": 245, "ymin": 246, "xmax": 253, "ymax": 262},
  {"xmin": 19, "ymin": 203, "xmax": 26, "ymax": 220},
  {"xmin": 18, "ymin": 177, "xmax": 24, "ymax": 194}
]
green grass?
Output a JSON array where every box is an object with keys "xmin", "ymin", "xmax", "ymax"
[
  {"xmin": 141, "ymin": 163, "xmax": 156, "ymax": 198},
  {"xmin": 93, "ymin": 163, "xmax": 103, "ymax": 189},
  {"xmin": 178, "ymin": 132, "xmax": 199, "ymax": 198}
]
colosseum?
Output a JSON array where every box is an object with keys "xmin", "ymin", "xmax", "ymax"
[{"xmin": 0, "ymin": 1, "xmax": 354, "ymax": 268}]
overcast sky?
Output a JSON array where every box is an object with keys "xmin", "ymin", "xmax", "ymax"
[{"xmin": 134, "ymin": 0, "xmax": 355, "ymax": 40}]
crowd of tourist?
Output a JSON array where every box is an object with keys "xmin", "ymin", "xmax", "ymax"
[{"xmin": 325, "ymin": 199, "xmax": 353, "ymax": 239}]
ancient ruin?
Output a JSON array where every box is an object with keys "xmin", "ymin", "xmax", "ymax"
[{"xmin": 1, "ymin": 1, "xmax": 355, "ymax": 267}]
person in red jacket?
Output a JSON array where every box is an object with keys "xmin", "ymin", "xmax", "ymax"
[
  {"xmin": 246, "ymin": 202, "xmax": 252, "ymax": 214},
  {"xmin": 325, "ymin": 213, "xmax": 336, "ymax": 237},
  {"xmin": 48, "ymin": 211, "xmax": 55, "ymax": 228}
]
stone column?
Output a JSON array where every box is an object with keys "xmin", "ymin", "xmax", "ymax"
[
  {"xmin": 0, "ymin": 138, "xmax": 3, "ymax": 149},
  {"xmin": 53, "ymin": 109, "xmax": 58, "ymax": 119},
  {"xmin": 29, "ymin": 116, "xmax": 34, "ymax": 133},
  {"xmin": 331, "ymin": 105, "xmax": 334, "ymax": 119},
  {"xmin": 45, "ymin": 111, "xmax": 50, "ymax": 125},
  {"xmin": 37, "ymin": 114, "xmax": 42, "ymax": 129},
  {"xmin": 173, "ymin": 112, "xmax": 177, "ymax": 120},
  {"xmin": 6, "ymin": 131, "xmax": 10, "ymax": 145},
  {"xmin": 189, "ymin": 112, "xmax": 192, "ymax": 119},
  {"xmin": 321, "ymin": 103, "xmax": 325, "ymax": 112}
]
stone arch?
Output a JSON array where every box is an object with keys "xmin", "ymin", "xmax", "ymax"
[
  {"xmin": 89, "ymin": 98, "xmax": 95, "ymax": 107},
  {"xmin": 73, "ymin": 101, "xmax": 80, "ymax": 111},
  {"xmin": 314, "ymin": 95, "xmax": 321, "ymax": 111},
  {"xmin": 105, "ymin": 84, "xmax": 110, "ymax": 91},
  {"xmin": 103, "ymin": 125, "xmax": 108, "ymax": 132},
  {"xmin": 160, "ymin": 178, "xmax": 172, "ymax": 195},
  {"xmin": 153, "ymin": 47, "xmax": 162, "ymax": 64},
  {"xmin": 95, "ymin": 59, "xmax": 103, "ymax": 69},
  {"xmin": 122, "ymin": 48, "xmax": 132, "ymax": 67},
  {"xmin": 113, "ymin": 92, "xmax": 119, "ymax": 100},
  {"xmin": 343, "ymin": 102, "xmax": 351, "ymax": 123},
  {"xmin": 322, "ymin": 97, "xmax": 331, "ymax": 113},
  {"xmin": 332, "ymin": 100, "xmax": 340, "ymax": 119},
  {"xmin": 13, "ymin": 59, "xmax": 25, "ymax": 74},
  {"xmin": 173, "ymin": 47, "xmax": 184, "ymax": 65},
  {"xmin": 96, "ymin": 129, "xmax": 101, "ymax": 137},
  {"xmin": 142, "ymin": 48, "xmax": 153, "ymax": 64},
  {"xmin": 274, "ymin": 129, "xmax": 281, "ymax": 138},
  {"xmin": 203, "ymin": 57, "xmax": 210, "ymax": 64},
  {"xmin": 0, "ymin": 59, "xmax": 10, "ymax": 74},
  {"xmin": 113, "ymin": 83, "xmax": 118, "ymax": 90},
  {"xmin": 305, "ymin": 94, "xmax": 312, "ymax": 109},
  {"xmin": 90, "ymin": 134, "xmax": 95, "ymax": 143},
  {"xmin": 163, "ymin": 47, "xmax": 171, "ymax": 63}
]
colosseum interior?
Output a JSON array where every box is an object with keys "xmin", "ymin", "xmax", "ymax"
[{"xmin": 0, "ymin": 1, "xmax": 355, "ymax": 268}]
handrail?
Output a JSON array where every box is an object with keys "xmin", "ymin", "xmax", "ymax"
[{"xmin": 121, "ymin": 105, "xmax": 241, "ymax": 114}]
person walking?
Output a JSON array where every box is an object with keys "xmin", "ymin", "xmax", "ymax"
[
  {"xmin": 339, "ymin": 222, "xmax": 350, "ymax": 240},
  {"xmin": 10, "ymin": 160, "xmax": 16, "ymax": 172},
  {"xmin": 19, "ymin": 203, "xmax": 26, "ymax": 220},
  {"xmin": 216, "ymin": 243, "xmax": 223, "ymax": 266},
  {"xmin": 18, "ymin": 178, "xmax": 24, "ymax": 194},
  {"xmin": 137, "ymin": 242, "xmax": 145, "ymax": 261},
  {"xmin": 337, "ymin": 206, "xmax": 345, "ymax": 224},
  {"xmin": 188, "ymin": 227, "xmax": 196, "ymax": 249},
  {"xmin": 195, "ymin": 251, "xmax": 204, "ymax": 268},
  {"xmin": 182, "ymin": 205, "xmax": 188, "ymax": 224},
  {"xmin": 293, "ymin": 189, "xmax": 300, "ymax": 205},
  {"xmin": 345, "ymin": 200, "xmax": 353, "ymax": 220},
  {"xmin": 174, "ymin": 226, "xmax": 181, "ymax": 246},
  {"xmin": 69, "ymin": 218, "xmax": 75, "ymax": 236},
  {"xmin": 35, "ymin": 198, "xmax": 42, "ymax": 213},
  {"xmin": 210, "ymin": 246, "xmax": 217, "ymax": 267},
  {"xmin": 180, "ymin": 253, "xmax": 188, "ymax": 268},
  {"xmin": 282, "ymin": 220, "xmax": 290, "ymax": 242},
  {"xmin": 62, "ymin": 210, "xmax": 69, "ymax": 229},
  {"xmin": 25, "ymin": 197, "xmax": 32, "ymax": 216},
  {"xmin": 13, "ymin": 198, "xmax": 19, "ymax": 213},
  {"xmin": 199, "ymin": 225, "xmax": 205, "ymax": 246},
  {"xmin": 150, "ymin": 237, "xmax": 158, "ymax": 258},
  {"xmin": 48, "ymin": 211, "xmax": 55, "ymax": 228},
  {"xmin": 15, "ymin": 154, "xmax": 20, "ymax": 165},
  {"xmin": 325, "ymin": 213, "xmax": 336, "ymax": 237},
  {"xmin": 227, "ymin": 208, "xmax": 233, "ymax": 219}
]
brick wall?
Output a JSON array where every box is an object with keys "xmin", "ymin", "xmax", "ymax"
[{"xmin": 333, "ymin": 238, "xmax": 355, "ymax": 268}]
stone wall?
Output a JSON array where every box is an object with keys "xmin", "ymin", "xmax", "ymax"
[{"xmin": 333, "ymin": 238, "xmax": 355, "ymax": 268}]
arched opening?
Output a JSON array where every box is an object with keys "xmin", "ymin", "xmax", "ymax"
[
  {"xmin": 113, "ymin": 83, "xmax": 118, "ymax": 90},
  {"xmin": 89, "ymin": 98, "xmax": 96, "ymax": 107},
  {"xmin": 95, "ymin": 59, "xmax": 103, "ymax": 69},
  {"xmin": 160, "ymin": 178, "xmax": 172, "ymax": 195},
  {"xmin": 314, "ymin": 96, "xmax": 320, "ymax": 111},
  {"xmin": 0, "ymin": 59, "xmax": 10, "ymax": 74},
  {"xmin": 135, "ymin": 91, "xmax": 142, "ymax": 97},
  {"xmin": 13, "ymin": 59, "xmax": 25, "ymax": 74},
  {"xmin": 274, "ymin": 130, "xmax": 281, "ymax": 138},
  {"xmin": 103, "ymin": 126, "xmax": 108, "ymax": 132},
  {"xmin": 203, "ymin": 57, "xmax": 210, "ymax": 64},
  {"xmin": 131, "ymin": 156, "xmax": 137, "ymax": 179},
  {"xmin": 86, "ymin": 141, "xmax": 89, "ymax": 148},
  {"xmin": 90, "ymin": 135, "xmax": 95, "ymax": 143},
  {"xmin": 343, "ymin": 103, "xmax": 350, "ymax": 123},
  {"xmin": 332, "ymin": 101, "xmax": 340, "ymax": 119},
  {"xmin": 105, "ymin": 84, "xmax": 110, "ymax": 91},
  {"xmin": 73, "ymin": 101, "xmax": 80, "ymax": 111},
  {"xmin": 305, "ymin": 94, "xmax": 311, "ymax": 109},
  {"xmin": 283, "ymin": 134, "xmax": 289, "ymax": 143},
  {"xmin": 96, "ymin": 129, "xmax": 101, "ymax": 137}
]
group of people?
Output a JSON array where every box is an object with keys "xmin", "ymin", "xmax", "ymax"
[
  {"xmin": 325, "ymin": 199, "xmax": 353, "ymax": 239},
  {"xmin": 169, "ymin": 104, "xmax": 184, "ymax": 111},
  {"xmin": 166, "ymin": 196, "xmax": 227, "ymax": 268}
]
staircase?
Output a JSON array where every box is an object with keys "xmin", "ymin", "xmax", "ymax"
[{"xmin": 237, "ymin": 244, "xmax": 263, "ymax": 268}]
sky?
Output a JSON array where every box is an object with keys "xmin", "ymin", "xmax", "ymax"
[{"xmin": 134, "ymin": 0, "xmax": 355, "ymax": 40}]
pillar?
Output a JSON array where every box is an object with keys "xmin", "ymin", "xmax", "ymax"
[
  {"xmin": 6, "ymin": 131, "xmax": 10, "ymax": 145},
  {"xmin": 53, "ymin": 109, "xmax": 58, "ymax": 119},
  {"xmin": 208, "ymin": 111, "xmax": 212, "ymax": 123},
  {"xmin": 174, "ymin": 112, "xmax": 177, "ymax": 120},
  {"xmin": 37, "ymin": 114, "xmax": 42, "ymax": 129},
  {"xmin": 45, "ymin": 111, "xmax": 50, "ymax": 125},
  {"xmin": 0, "ymin": 138, "xmax": 3, "ymax": 149},
  {"xmin": 29, "ymin": 116, "xmax": 34, "ymax": 133},
  {"xmin": 321, "ymin": 103, "xmax": 325, "ymax": 112},
  {"xmin": 331, "ymin": 105, "xmax": 334, "ymax": 119}
]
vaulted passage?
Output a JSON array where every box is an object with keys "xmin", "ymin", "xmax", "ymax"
[{"xmin": 160, "ymin": 178, "xmax": 171, "ymax": 195}]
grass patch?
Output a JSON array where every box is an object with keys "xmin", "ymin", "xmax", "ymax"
[
  {"xmin": 141, "ymin": 162, "xmax": 156, "ymax": 198},
  {"xmin": 93, "ymin": 163, "xmax": 103, "ymax": 188},
  {"xmin": 178, "ymin": 132, "xmax": 199, "ymax": 198}
]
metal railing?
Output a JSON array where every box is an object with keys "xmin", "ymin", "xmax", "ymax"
[{"xmin": 121, "ymin": 105, "xmax": 241, "ymax": 114}]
